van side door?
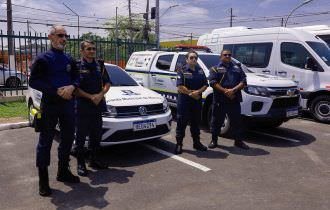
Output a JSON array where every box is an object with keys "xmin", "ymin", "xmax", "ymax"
[{"xmin": 149, "ymin": 52, "xmax": 178, "ymax": 104}]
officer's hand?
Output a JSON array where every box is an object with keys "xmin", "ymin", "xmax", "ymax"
[
  {"xmin": 190, "ymin": 91, "xmax": 201, "ymax": 100},
  {"xmin": 91, "ymin": 93, "xmax": 103, "ymax": 105},
  {"xmin": 57, "ymin": 85, "xmax": 74, "ymax": 100},
  {"xmin": 225, "ymin": 89, "xmax": 235, "ymax": 98}
]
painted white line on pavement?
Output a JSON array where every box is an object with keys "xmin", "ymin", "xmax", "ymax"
[
  {"xmin": 250, "ymin": 131, "xmax": 300, "ymax": 143},
  {"xmin": 299, "ymin": 147, "xmax": 328, "ymax": 169},
  {"xmin": 143, "ymin": 144, "xmax": 211, "ymax": 172}
]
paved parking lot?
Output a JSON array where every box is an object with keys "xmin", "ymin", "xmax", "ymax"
[{"xmin": 0, "ymin": 118, "xmax": 330, "ymax": 210}]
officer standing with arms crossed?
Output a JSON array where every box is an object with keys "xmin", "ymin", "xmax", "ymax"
[
  {"xmin": 74, "ymin": 40, "xmax": 111, "ymax": 176},
  {"xmin": 175, "ymin": 50, "xmax": 208, "ymax": 154},
  {"xmin": 208, "ymin": 49, "xmax": 250, "ymax": 150},
  {"xmin": 29, "ymin": 25, "xmax": 80, "ymax": 197}
]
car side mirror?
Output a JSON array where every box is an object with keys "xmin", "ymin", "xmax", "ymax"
[{"xmin": 305, "ymin": 57, "xmax": 318, "ymax": 71}]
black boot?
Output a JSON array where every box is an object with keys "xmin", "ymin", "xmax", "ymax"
[
  {"xmin": 208, "ymin": 135, "xmax": 218, "ymax": 149},
  {"xmin": 193, "ymin": 137, "xmax": 207, "ymax": 151},
  {"xmin": 88, "ymin": 149, "xmax": 108, "ymax": 169},
  {"xmin": 174, "ymin": 137, "xmax": 183, "ymax": 154},
  {"xmin": 77, "ymin": 155, "xmax": 88, "ymax": 176},
  {"xmin": 57, "ymin": 162, "xmax": 80, "ymax": 183},
  {"xmin": 234, "ymin": 140, "xmax": 250, "ymax": 150},
  {"xmin": 38, "ymin": 167, "xmax": 51, "ymax": 197}
]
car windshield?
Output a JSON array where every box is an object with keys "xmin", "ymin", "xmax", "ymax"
[
  {"xmin": 306, "ymin": 41, "xmax": 330, "ymax": 66},
  {"xmin": 198, "ymin": 54, "xmax": 252, "ymax": 73},
  {"xmin": 105, "ymin": 65, "xmax": 138, "ymax": 86}
]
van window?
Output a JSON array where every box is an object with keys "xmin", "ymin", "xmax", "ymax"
[
  {"xmin": 156, "ymin": 55, "xmax": 174, "ymax": 71},
  {"xmin": 281, "ymin": 42, "xmax": 314, "ymax": 69},
  {"xmin": 223, "ymin": 44, "xmax": 234, "ymax": 52},
  {"xmin": 306, "ymin": 41, "xmax": 330, "ymax": 66},
  {"xmin": 228, "ymin": 43, "xmax": 273, "ymax": 68}
]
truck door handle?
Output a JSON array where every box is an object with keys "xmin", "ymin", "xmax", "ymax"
[
  {"xmin": 170, "ymin": 77, "xmax": 176, "ymax": 80},
  {"xmin": 262, "ymin": 69, "xmax": 270, "ymax": 73},
  {"xmin": 151, "ymin": 74, "xmax": 157, "ymax": 77}
]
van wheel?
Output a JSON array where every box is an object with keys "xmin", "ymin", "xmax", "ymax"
[
  {"xmin": 310, "ymin": 95, "xmax": 330, "ymax": 123},
  {"xmin": 207, "ymin": 105, "xmax": 231, "ymax": 136}
]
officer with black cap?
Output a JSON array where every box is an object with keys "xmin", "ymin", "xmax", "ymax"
[
  {"xmin": 73, "ymin": 40, "xmax": 111, "ymax": 176},
  {"xmin": 208, "ymin": 49, "xmax": 250, "ymax": 150},
  {"xmin": 175, "ymin": 50, "xmax": 208, "ymax": 154},
  {"xmin": 29, "ymin": 25, "xmax": 80, "ymax": 197}
]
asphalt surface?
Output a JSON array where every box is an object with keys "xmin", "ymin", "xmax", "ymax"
[{"xmin": 0, "ymin": 118, "xmax": 329, "ymax": 210}]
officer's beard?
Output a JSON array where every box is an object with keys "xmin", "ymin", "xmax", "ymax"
[{"xmin": 51, "ymin": 42, "xmax": 66, "ymax": 51}]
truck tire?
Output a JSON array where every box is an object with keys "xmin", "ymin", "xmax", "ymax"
[
  {"xmin": 207, "ymin": 105, "xmax": 231, "ymax": 137},
  {"xmin": 310, "ymin": 95, "xmax": 330, "ymax": 123}
]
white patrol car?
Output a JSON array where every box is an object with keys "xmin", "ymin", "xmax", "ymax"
[
  {"xmin": 125, "ymin": 51, "xmax": 300, "ymax": 135},
  {"xmin": 26, "ymin": 63, "xmax": 172, "ymax": 145}
]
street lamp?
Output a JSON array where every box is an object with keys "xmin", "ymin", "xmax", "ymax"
[
  {"xmin": 160, "ymin": 4, "xmax": 179, "ymax": 17},
  {"xmin": 63, "ymin": 3, "xmax": 80, "ymax": 38},
  {"xmin": 284, "ymin": 0, "xmax": 314, "ymax": 27}
]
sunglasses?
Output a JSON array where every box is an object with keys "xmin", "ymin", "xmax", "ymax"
[
  {"xmin": 56, "ymin": 34, "xmax": 70, "ymax": 38},
  {"xmin": 85, "ymin": 47, "xmax": 96, "ymax": 51},
  {"xmin": 222, "ymin": 54, "xmax": 232, "ymax": 57},
  {"xmin": 189, "ymin": 56, "xmax": 197, "ymax": 60}
]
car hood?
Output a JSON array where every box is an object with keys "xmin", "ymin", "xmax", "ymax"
[
  {"xmin": 246, "ymin": 73, "xmax": 296, "ymax": 87},
  {"xmin": 104, "ymin": 86, "xmax": 165, "ymax": 106}
]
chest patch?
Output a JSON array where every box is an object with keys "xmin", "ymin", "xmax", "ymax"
[
  {"xmin": 183, "ymin": 72, "xmax": 193, "ymax": 79},
  {"xmin": 217, "ymin": 67, "xmax": 226, "ymax": 73}
]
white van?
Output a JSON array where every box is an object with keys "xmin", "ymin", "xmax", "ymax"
[
  {"xmin": 125, "ymin": 50, "xmax": 300, "ymax": 135},
  {"xmin": 294, "ymin": 25, "xmax": 330, "ymax": 46},
  {"xmin": 198, "ymin": 26, "xmax": 330, "ymax": 123},
  {"xmin": 26, "ymin": 63, "xmax": 172, "ymax": 145}
]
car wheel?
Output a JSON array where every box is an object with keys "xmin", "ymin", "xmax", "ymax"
[
  {"xmin": 5, "ymin": 77, "xmax": 21, "ymax": 88},
  {"xmin": 207, "ymin": 104, "xmax": 231, "ymax": 136},
  {"xmin": 310, "ymin": 95, "xmax": 330, "ymax": 123}
]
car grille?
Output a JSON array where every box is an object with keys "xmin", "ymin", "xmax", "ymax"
[
  {"xmin": 271, "ymin": 96, "xmax": 300, "ymax": 109},
  {"xmin": 102, "ymin": 124, "xmax": 170, "ymax": 142},
  {"xmin": 115, "ymin": 104, "xmax": 165, "ymax": 117},
  {"xmin": 267, "ymin": 87, "xmax": 299, "ymax": 97}
]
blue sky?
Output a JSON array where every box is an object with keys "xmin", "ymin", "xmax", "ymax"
[{"xmin": 0, "ymin": 0, "xmax": 329, "ymax": 40}]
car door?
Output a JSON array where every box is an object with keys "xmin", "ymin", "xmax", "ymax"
[{"xmin": 149, "ymin": 52, "xmax": 178, "ymax": 104}]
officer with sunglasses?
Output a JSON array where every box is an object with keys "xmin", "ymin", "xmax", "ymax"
[
  {"xmin": 29, "ymin": 25, "xmax": 80, "ymax": 197},
  {"xmin": 208, "ymin": 49, "xmax": 250, "ymax": 150},
  {"xmin": 73, "ymin": 40, "xmax": 111, "ymax": 176},
  {"xmin": 175, "ymin": 50, "xmax": 208, "ymax": 154}
]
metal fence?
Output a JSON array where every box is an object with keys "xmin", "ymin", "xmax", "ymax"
[{"xmin": 0, "ymin": 31, "xmax": 156, "ymax": 96}]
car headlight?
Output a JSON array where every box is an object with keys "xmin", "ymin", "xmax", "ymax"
[
  {"xmin": 104, "ymin": 105, "xmax": 117, "ymax": 117},
  {"xmin": 244, "ymin": 86, "xmax": 270, "ymax": 97},
  {"xmin": 162, "ymin": 99, "xmax": 169, "ymax": 112}
]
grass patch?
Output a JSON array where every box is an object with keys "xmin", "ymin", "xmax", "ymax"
[{"xmin": 0, "ymin": 100, "xmax": 28, "ymax": 119}]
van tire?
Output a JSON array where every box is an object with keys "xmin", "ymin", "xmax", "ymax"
[
  {"xmin": 310, "ymin": 95, "xmax": 330, "ymax": 123},
  {"xmin": 207, "ymin": 105, "xmax": 231, "ymax": 137}
]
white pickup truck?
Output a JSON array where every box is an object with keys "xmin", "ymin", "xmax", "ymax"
[{"xmin": 125, "ymin": 50, "xmax": 300, "ymax": 135}]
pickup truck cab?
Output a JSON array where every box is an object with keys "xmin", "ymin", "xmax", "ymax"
[
  {"xmin": 126, "ymin": 51, "xmax": 300, "ymax": 135},
  {"xmin": 26, "ymin": 63, "xmax": 172, "ymax": 145}
]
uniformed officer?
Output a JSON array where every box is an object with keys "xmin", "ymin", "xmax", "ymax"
[
  {"xmin": 29, "ymin": 25, "xmax": 80, "ymax": 197},
  {"xmin": 175, "ymin": 50, "xmax": 208, "ymax": 154},
  {"xmin": 208, "ymin": 49, "xmax": 250, "ymax": 150},
  {"xmin": 73, "ymin": 40, "xmax": 111, "ymax": 176}
]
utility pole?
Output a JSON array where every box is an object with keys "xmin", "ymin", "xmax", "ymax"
[
  {"xmin": 128, "ymin": 0, "xmax": 133, "ymax": 41},
  {"xmin": 115, "ymin": 7, "xmax": 119, "ymax": 65},
  {"xmin": 143, "ymin": 0, "xmax": 150, "ymax": 43},
  {"xmin": 190, "ymin": 33, "xmax": 193, "ymax": 45},
  {"xmin": 230, "ymin": 8, "xmax": 233, "ymax": 27},
  {"xmin": 7, "ymin": 0, "xmax": 14, "ymax": 55},
  {"xmin": 155, "ymin": 0, "xmax": 160, "ymax": 48},
  {"xmin": 281, "ymin": 17, "xmax": 284, "ymax": 27}
]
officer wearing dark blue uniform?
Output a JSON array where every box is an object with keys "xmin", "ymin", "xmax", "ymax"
[
  {"xmin": 208, "ymin": 49, "xmax": 250, "ymax": 150},
  {"xmin": 74, "ymin": 40, "xmax": 111, "ymax": 176},
  {"xmin": 29, "ymin": 25, "xmax": 80, "ymax": 197},
  {"xmin": 175, "ymin": 50, "xmax": 208, "ymax": 154}
]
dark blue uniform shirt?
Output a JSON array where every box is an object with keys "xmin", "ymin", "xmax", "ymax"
[
  {"xmin": 29, "ymin": 48, "xmax": 79, "ymax": 103},
  {"xmin": 77, "ymin": 59, "xmax": 110, "ymax": 111},
  {"xmin": 176, "ymin": 65, "xmax": 208, "ymax": 103},
  {"xmin": 208, "ymin": 61, "xmax": 247, "ymax": 103}
]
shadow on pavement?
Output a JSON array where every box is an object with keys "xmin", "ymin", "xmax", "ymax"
[
  {"xmin": 246, "ymin": 126, "xmax": 316, "ymax": 148},
  {"xmin": 50, "ymin": 182, "xmax": 108, "ymax": 210},
  {"xmin": 217, "ymin": 145, "xmax": 270, "ymax": 156},
  {"xmin": 88, "ymin": 167, "xmax": 135, "ymax": 186}
]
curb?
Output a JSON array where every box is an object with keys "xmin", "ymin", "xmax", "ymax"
[{"xmin": 0, "ymin": 121, "xmax": 30, "ymax": 131}]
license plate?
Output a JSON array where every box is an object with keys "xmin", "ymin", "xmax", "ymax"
[
  {"xmin": 286, "ymin": 109, "xmax": 299, "ymax": 117},
  {"xmin": 133, "ymin": 120, "xmax": 156, "ymax": 131}
]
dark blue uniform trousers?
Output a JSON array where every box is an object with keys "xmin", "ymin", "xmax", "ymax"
[
  {"xmin": 211, "ymin": 101, "xmax": 243, "ymax": 141},
  {"xmin": 176, "ymin": 100, "xmax": 202, "ymax": 142},
  {"xmin": 75, "ymin": 108, "xmax": 102, "ymax": 153},
  {"xmin": 36, "ymin": 101, "xmax": 75, "ymax": 168}
]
